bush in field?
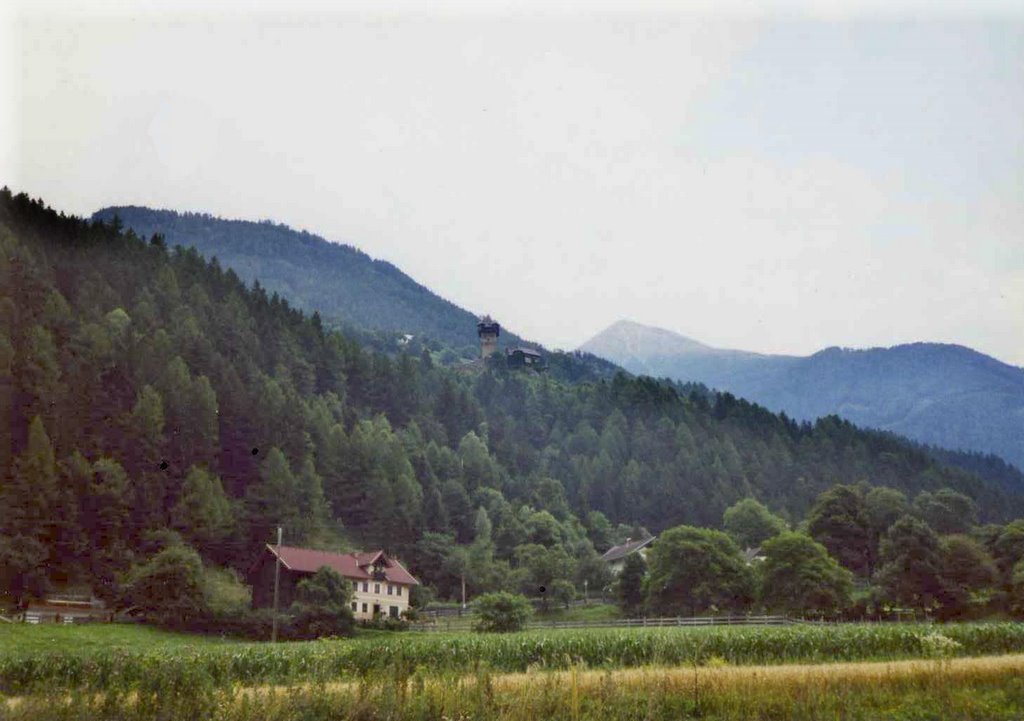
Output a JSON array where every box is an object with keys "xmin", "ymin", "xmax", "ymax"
[
  {"xmin": 121, "ymin": 544, "xmax": 207, "ymax": 626},
  {"xmin": 289, "ymin": 566, "xmax": 354, "ymax": 639},
  {"xmin": 919, "ymin": 632, "xmax": 962, "ymax": 659},
  {"xmin": 473, "ymin": 592, "xmax": 533, "ymax": 632}
]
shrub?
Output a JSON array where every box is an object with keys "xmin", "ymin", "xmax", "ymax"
[
  {"xmin": 289, "ymin": 566, "xmax": 355, "ymax": 639},
  {"xmin": 202, "ymin": 566, "xmax": 251, "ymax": 617},
  {"xmin": 359, "ymin": 616, "xmax": 409, "ymax": 631},
  {"xmin": 473, "ymin": 592, "xmax": 533, "ymax": 632},
  {"xmin": 549, "ymin": 579, "xmax": 576, "ymax": 609},
  {"xmin": 120, "ymin": 544, "xmax": 207, "ymax": 627},
  {"xmin": 919, "ymin": 632, "xmax": 962, "ymax": 659}
]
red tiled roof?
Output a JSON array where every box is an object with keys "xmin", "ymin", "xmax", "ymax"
[{"xmin": 266, "ymin": 545, "xmax": 419, "ymax": 585}]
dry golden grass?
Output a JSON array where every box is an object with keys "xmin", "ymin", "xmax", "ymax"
[
  {"xmin": 224, "ymin": 652, "xmax": 1024, "ymax": 700},
  {"xmin": 492, "ymin": 652, "xmax": 1024, "ymax": 693}
]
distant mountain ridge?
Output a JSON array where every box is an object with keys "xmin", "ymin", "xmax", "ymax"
[
  {"xmin": 91, "ymin": 206, "xmax": 621, "ymax": 383},
  {"xmin": 582, "ymin": 320, "xmax": 1024, "ymax": 469},
  {"xmin": 92, "ymin": 206, "xmax": 524, "ymax": 353}
]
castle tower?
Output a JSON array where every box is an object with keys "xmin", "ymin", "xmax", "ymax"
[{"xmin": 477, "ymin": 315, "xmax": 500, "ymax": 359}]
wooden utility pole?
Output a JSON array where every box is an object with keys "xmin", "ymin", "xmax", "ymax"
[{"xmin": 271, "ymin": 526, "xmax": 282, "ymax": 642}]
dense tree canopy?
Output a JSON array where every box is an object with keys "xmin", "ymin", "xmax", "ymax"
[
  {"xmin": 722, "ymin": 498, "xmax": 788, "ymax": 549},
  {"xmin": 759, "ymin": 532, "xmax": 852, "ymax": 616},
  {"xmin": 645, "ymin": 526, "xmax": 755, "ymax": 615},
  {"xmin": 876, "ymin": 516, "xmax": 944, "ymax": 611}
]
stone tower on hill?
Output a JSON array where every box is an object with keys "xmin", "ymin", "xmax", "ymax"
[{"xmin": 477, "ymin": 315, "xmax": 500, "ymax": 359}]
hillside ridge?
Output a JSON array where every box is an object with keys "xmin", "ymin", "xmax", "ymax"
[{"xmin": 582, "ymin": 320, "xmax": 1024, "ymax": 469}]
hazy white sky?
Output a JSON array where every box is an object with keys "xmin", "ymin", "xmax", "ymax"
[{"xmin": 4, "ymin": 1, "xmax": 1023, "ymax": 364}]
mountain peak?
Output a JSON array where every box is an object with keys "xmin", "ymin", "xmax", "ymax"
[{"xmin": 582, "ymin": 319, "xmax": 717, "ymax": 361}]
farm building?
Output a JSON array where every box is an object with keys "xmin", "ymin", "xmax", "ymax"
[
  {"xmin": 506, "ymin": 346, "xmax": 544, "ymax": 369},
  {"xmin": 249, "ymin": 545, "xmax": 419, "ymax": 620},
  {"xmin": 601, "ymin": 535, "xmax": 656, "ymax": 575}
]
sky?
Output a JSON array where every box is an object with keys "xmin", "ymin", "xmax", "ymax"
[{"xmin": 3, "ymin": 1, "xmax": 1023, "ymax": 365}]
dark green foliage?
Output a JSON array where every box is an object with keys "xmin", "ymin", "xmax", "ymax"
[
  {"xmin": 993, "ymin": 520, "xmax": 1024, "ymax": 577},
  {"xmin": 759, "ymin": 532, "xmax": 852, "ymax": 615},
  {"xmin": 806, "ymin": 485, "xmax": 873, "ymax": 576},
  {"xmin": 289, "ymin": 566, "xmax": 355, "ymax": 638},
  {"xmin": 549, "ymin": 578, "xmax": 576, "ymax": 608},
  {"xmin": 938, "ymin": 534, "xmax": 998, "ymax": 617},
  {"xmin": 876, "ymin": 516, "xmax": 944, "ymax": 610},
  {"xmin": 863, "ymin": 486, "xmax": 908, "ymax": 542},
  {"xmin": 912, "ymin": 488, "xmax": 978, "ymax": 534},
  {"xmin": 615, "ymin": 552, "xmax": 647, "ymax": 614},
  {"xmin": 1011, "ymin": 560, "xmax": 1024, "ymax": 616},
  {"xmin": 472, "ymin": 591, "xmax": 533, "ymax": 632},
  {"xmin": 514, "ymin": 543, "xmax": 573, "ymax": 610},
  {"xmin": 722, "ymin": 497, "xmax": 787, "ymax": 549},
  {"xmin": 121, "ymin": 544, "xmax": 207, "ymax": 627},
  {"xmin": 0, "ymin": 416, "xmax": 59, "ymax": 603},
  {"xmin": 645, "ymin": 526, "xmax": 755, "ymax": 615}
]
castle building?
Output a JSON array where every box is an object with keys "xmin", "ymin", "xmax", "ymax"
[{"xmin": 477, "ymin": 315, "xmax": 500, "ymax": 359}]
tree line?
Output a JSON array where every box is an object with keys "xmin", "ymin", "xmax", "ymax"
[{"xmin": 616, "ymin": 489, "xmax": 1024, "ymax": 620}]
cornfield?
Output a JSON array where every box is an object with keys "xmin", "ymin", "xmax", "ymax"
[
  {"xmin": 4, "ymin": 623, "xmax": 1024, "ymax": 696},
  {"xmin": 6, "ymin": 654, "xmax": 1024, "ymax": 720}
]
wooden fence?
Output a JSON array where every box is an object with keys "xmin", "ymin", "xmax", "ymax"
[{"xmin": 411, "ymin": 614, "xmax": 794, "ymax": 632}]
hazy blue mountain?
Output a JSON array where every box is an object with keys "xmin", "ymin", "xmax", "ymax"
[{"xmin": 582, "ymin": 320, "xmax": 1024, "ymax": 469}]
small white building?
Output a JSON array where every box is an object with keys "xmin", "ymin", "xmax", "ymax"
[{"xmin": 600, "ymin": 536, "xmax": 656, "ymax": 575}]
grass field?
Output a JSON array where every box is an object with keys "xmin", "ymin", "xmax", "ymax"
[{"xmin": 0, "ymin": 623, "xmax": 241, "ymax": 655}]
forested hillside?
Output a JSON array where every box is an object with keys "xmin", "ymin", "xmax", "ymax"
[
  {"xmin": 90, "ymin": 206, "xmax": 516, "ymax": 356},
  {"xmin": 3, "ymin": 190, "xmax": 1022, "ymax": 607},
  {"xmin": 583, "ymin": 320, "xmax": 1024, "ymax": 469},
  {"xmin": 90, "ymin": 206, "xmax": 621, "ymax": 385}
]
